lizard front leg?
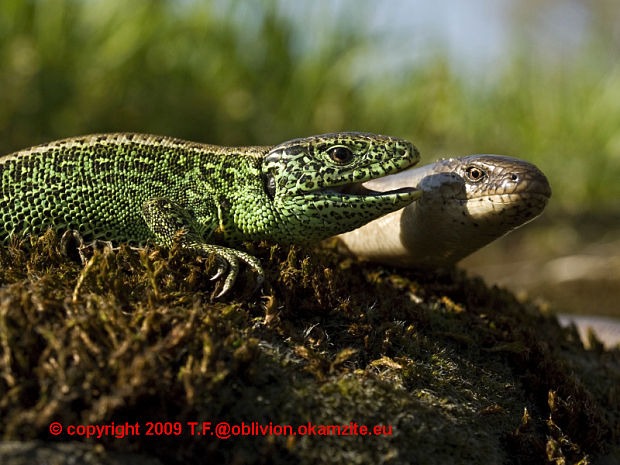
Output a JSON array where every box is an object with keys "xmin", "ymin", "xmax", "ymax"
[{"xmin": 141, "ymin": 197, "xmax": 263, "ymax": 298}]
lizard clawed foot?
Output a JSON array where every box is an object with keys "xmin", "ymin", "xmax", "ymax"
[
  {"xmin": 141, "ymin": 197, "xmax": 264, "ymax": 298},
  {"xmin": 204, "ymin": 246, "xmax": 264, "ymax": 298}
]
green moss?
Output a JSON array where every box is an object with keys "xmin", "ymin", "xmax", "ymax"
[{"xmin": 0, "ymin": 230, "xmax": 618, "ymax": 464}]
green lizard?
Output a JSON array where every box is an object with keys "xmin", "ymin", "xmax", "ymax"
[{"xmin": 0, "ymin": 132, "xmax": 420, "ymax": 296}]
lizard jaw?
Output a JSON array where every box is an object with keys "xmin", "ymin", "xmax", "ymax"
[
  {"xmin": 325, "ymin": 182, "xmax": 417, "ymax": 197},
  {"xmin": 307, "ymin": 184, "xmax": 422, "ymax": 209},
  {"xmin": 262, "ymin": 173, "xmax": 419, "ymax": 201}
]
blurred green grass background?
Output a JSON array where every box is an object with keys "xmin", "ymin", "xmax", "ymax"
[
  {"xmin": 0, "ymin": 0, "xmax": 619, "ymax": 316},
  {"xmin": 1, "ymin": 0, "xmax": 619, "ymax": 212}
]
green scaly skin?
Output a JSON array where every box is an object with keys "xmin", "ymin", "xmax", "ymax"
[{"xmin": 0, "ymin": 132, "xmax": 420, "ymax": 296}]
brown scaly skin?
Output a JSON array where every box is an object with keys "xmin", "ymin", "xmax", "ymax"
[{"xmin": 337, "ymin": 154, "xmax": 552, "ymax": 266}]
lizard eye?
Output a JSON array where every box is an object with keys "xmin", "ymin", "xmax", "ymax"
[
  {"xmin": 465, "ymin": 166, "xmax": 486, "ymax": 182},
  {"xmin": 328, "ymin": 146, "xmax": 354, "ymax": 164}
]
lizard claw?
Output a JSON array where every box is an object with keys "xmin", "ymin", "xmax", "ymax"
[
  {"xmin": 209, "ymin": 258, "xmax": 228, "ymax": 282},
  {"xmin": 205, "ymin": 247, "xmax": 264, "ymax": 298},
  {"xmin": 213, "ymin": 251, "xmax": 240, "ymax": 298}
]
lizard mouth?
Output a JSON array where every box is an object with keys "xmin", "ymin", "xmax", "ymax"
[
  {"xmin": 322, "ymin": 182, "xmax": 418, "ymax": 197},
  {"xmin": 262, "ymin": 173, "xmax": 419, "ymax": 200}
]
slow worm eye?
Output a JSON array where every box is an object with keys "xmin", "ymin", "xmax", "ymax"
[{"xmin": 465, "ymin": 166, "xmax": 486, "ymax": 182}]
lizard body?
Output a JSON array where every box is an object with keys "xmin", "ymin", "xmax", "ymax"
[{"xmin": 1, "ymin": 132, "xmax": 420, "ymax": 295}]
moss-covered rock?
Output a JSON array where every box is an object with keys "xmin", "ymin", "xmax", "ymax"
[{"xmin": 0, "ymin": 231, "xmax": 618, "ymax": 464}]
